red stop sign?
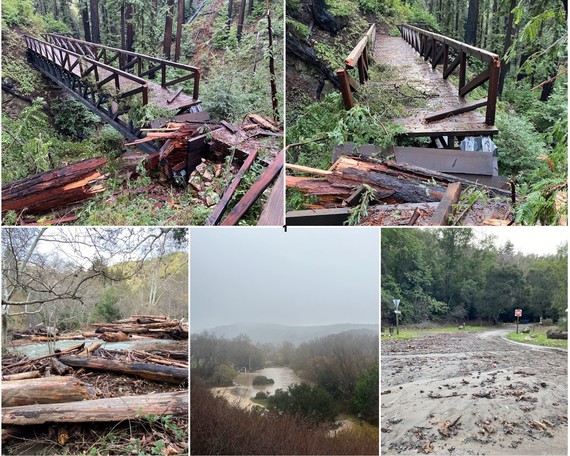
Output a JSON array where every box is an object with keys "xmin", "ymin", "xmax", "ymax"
[{"xmin": 515, "ymin": 309, "xmax": 522, "ymax": 317}]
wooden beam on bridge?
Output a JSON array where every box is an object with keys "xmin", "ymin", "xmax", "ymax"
[
  {"xmin": 429, "ymin": 182, "xmax": 462, "ymax": 225},
  {"xmin": 425, "ymin": 98, "xmax": 487, "ymax": 122}
]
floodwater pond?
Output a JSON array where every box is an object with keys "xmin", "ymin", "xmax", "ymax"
[
  {"xmin": 212, "ymin": 367, "xmax": 303, "ymax": 409},
  {"xmin": 9, "ymin": 338, "xmax": 176, "ymax": 358}
]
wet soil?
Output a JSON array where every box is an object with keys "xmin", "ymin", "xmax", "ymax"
[{"xmin": 381, "ymin": 328, "xmax": 568, "ymax": 455}]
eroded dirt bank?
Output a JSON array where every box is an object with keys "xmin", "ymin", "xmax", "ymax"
[{"xmin": 381, "ymin": 328, "xmax": 568, "ymax": 455}]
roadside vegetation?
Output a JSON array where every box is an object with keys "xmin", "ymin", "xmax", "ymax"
[
  {"xmin": 382, "ymin": 228, "xmax": 568, "ymax": 329},
  {"xmin": 382, "ymin": 325, "xmax": 488, "ymax": 340},
  {"xmin": 507, "ymin": 328, "xmax": 568, "ymax": 349}
]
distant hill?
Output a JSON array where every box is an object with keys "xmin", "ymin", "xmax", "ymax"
[{"xmin": 201, "ymin": 322, "xmax": 379, "ymax": 345}]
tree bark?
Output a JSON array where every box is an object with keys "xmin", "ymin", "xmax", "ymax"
[
  {"xmin": 89, "ymin": 0, "xmax": 100, "ymax": 43},
  {"xmin": 164, "ymin": 0, "xmax": 175, "ymax": 59},
  {"xmin": 498, "ymin": 0, "xmax": 516, "ymax": 95},
  {"xmin": 3, "ymin": 391, "xmax": 188, "ymax": 425},
  {"xmin": 237, "ymin": 0, "xmax": 247, "ymax": 41},
  {"xmin": 58, "ymin": 356, "xmax": 188, "ymax": 384},
  {"xmin": 464, "ymin": 0, "xmax": 479, "ymax": 45},
  {"xmin": 81, "ymin": 6, "xmax": 92, "ymax": 42},
  {"xmin": 126, "ymin": 3, "xmax": 135, "ymax": 52},
  {"xmin": 2, "ymin": 377, "xmax": 96, "ymax": 407},
  {"xmin": 174, "ymin": 0, "xmax": 184, "ymax": 61}
]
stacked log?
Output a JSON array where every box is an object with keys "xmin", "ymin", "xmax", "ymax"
[{"xmin": 90, "ymin": 315, "xmax": 188, "ymax": 340}]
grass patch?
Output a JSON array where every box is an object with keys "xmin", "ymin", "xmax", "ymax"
[
  {"xmin": 381, "ymin": 326, "xmax": 488, "ymax": 340},
  {"xmin": 250, "ymin": 397, "xmax": 269, "ymax": 407},
  {"xmin": 506, "ymin": 328, "xmax": 568, "ymax": 349}
]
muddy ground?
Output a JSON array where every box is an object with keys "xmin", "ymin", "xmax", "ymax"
[{"xmin": 381, "ymin": 327, "xmax": 568, "ymax": 455}]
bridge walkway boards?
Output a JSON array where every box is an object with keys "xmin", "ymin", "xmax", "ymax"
[{"xmin": 373, "ymin": 34, "xmax": 498, "ymax": 138}]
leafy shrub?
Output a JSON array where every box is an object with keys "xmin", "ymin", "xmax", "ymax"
[
  {"xmin": 252, "ymin": 375, "xmax": 275, "ymax": 385},
  {"xmin": 255, "ymin": 391, "xmax": 269, "ymax": 399},
  {"xmin": 352, "ymin": 362, "xmax": 379, "ymax": 425},
  {"xmin": 267, "ymin": 383, "xmax": 336, "ymax": 424},
  {"xmin": 212, "ymin": 364, "xmax": 238, "ymax": 386},
  {"xmin": 2, "ymin": 61, "xmax": 44, "ymax": 95},
  {"xmin": 2, "ymin": 0, "xmax": 35, "ymax": 27},
  {"xmin": 52, "ymin": 98, "xmax": 100, "ymax": 139},
  {"xmin": 542, "ymin": 318, "xmax": 554, "ymax": 327},
  {"xmin": 93, "ymin": 125, "xmax": 125, "ymax": 154},
  {"xmin": 91, "ymin": 288, "xmax": 122, "ymax": 323}
]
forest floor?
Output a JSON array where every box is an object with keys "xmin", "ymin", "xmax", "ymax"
[{"xmin": 381, "ymin": 327, "xmax": 568, "ymax": 455}]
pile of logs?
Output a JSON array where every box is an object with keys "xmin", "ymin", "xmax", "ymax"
[
  {"xmin": 85, "ymin": 315, "xmax": 189, "ymax": 341},
  {"xmin": 1, "ymin": 341, "xmax": 188, "ymax": 441},
  {"xmin": 286, "ymin": 151, "xmax": 513, "ymax": 226}
]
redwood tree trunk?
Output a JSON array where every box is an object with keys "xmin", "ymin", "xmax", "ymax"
[
  {"xmin": 164, "ymin": 0, "xmax": 175, "ymax": 59},
  {"xmin": 90, "ymin": 0, "xmax": 100, "ymax": 43},
  {"xmin": 174, "ymin": 0, "xmax": 184, "ymax": 61},
  {"xmin": 126, "ymin": 3, "xmax": 135, "ymax": 51},
  {"xmin": 82, "ymin": 6, "xmax": 92, "ymax": 42},
  {"xmin": 464, "ymin": 0, "xmax": 479, "ymax": 45}
]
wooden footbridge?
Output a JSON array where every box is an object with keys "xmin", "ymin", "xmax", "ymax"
[
  {"xmin": 338, "ymin": 24, "xmax": 500, "ymax": 154},
  {"xmin": 24, "ymin": 34, "xmax": 201, "ymax": 153}
]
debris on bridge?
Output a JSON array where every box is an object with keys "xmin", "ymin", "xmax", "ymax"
[{"xmin": 286, "ymin": 147, "xmax": 514, "ymax": 226}]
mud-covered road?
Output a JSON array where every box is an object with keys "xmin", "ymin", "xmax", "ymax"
[{"xmin": 381, "ymin": 327, "xmax": 568, "ymax": 455}]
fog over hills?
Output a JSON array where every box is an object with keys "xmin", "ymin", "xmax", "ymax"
[{"xmin": 201, "ymin": 322, "xmax": 379, "ymax": 345}]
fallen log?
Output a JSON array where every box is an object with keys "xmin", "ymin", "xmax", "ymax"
[
  {"xmin": 546, "ymin": 329, "xmax": 568, "ymax": 340},
  {"xmin": 2, "ymin": 371, "xmax": 41, "ymax": 381},
  {"xmin": 2, "ymin": 390, "xmax": 188, "ymax": 425},
  {"xmin": 2, "ymin": 376, "xmax": 96, "ymax": 407},
  {"xmin": 430, "ymin": 182, "xmax": 462, "ymax": 225},
  {"xmin": 2, "ymin": 158, "xmax": 107, "ymax": 214},
  {"xmin": 58, "ymin": 356, "xmax": 188, "ymax": 384},
  {"xmin": 342, "ymin": 167, "xmax": 444, "ymax": 203}
]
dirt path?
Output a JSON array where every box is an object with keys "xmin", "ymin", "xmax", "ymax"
[{"xmin": 381, "ymin": 327, "xmax": 567, "ymax": 455}]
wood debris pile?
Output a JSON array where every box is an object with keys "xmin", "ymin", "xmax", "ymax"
[
  {"xmin": 1, "ymin": 111, "xmax": 284, "ymax": 226},
  {"xmin": 286, "ymin": 148, "xmax": 514, "ymax": 226},
  {"xmin": 2, "ymin": 340, "xmax": 188, "ymax": 442},
  {"xmin": 84, "ymin": 315, "xmax": 188, "ymax": 341}
]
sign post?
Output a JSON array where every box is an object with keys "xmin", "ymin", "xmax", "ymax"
[
  {"xmin": 515, "ymin": 309, "xmax": 522, "ymax": 333},
  {"xmin": 393, "ymin": 299, "xmax": 401, "ymax": 336}
]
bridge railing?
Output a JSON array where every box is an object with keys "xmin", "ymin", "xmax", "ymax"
[
  {"xmin": 42, "ymin": 34, "xmax": 200, "ymax": 100},
  {"xmin": 399, "ymin": 24, "xmax": 500, "ymax": 126},
  {"xmin": 337, "ymin": 24, "xmax": 376, "ymax": 110},
  {"xmin": 24, "ymin": 35, "xmax": 149, "ymax": 109}
]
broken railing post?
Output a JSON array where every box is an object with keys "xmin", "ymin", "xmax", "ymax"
[
  {"xmin": 486, "ymin": 58, "xmax": 500, "ymax": 125},
  {"xmin": 337, "ymin": 69, "xmax": 354, "ymax": 110}
]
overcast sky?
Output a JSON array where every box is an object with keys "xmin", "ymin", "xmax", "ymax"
[
  {"xmin": 191, "ymin": 228, "xmax": 379, "ymax": 332},
  {"xmin": 473, "ymin": 227, "xmax": 568, "ymax": 256}
]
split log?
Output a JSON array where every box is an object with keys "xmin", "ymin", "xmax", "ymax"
[
  {"xmin": 58, "ymin": 356, "xmax": 188, "ymax": 384},
  {"xmin": 2, "ymin": 371, "xmax": 41, "ymax": 381},
  {"xmin": 342, "ymin": 167, "xmax": 444, "ymax": 203},
  {"xmin": 430, "ymin": 182, "xmax": 462, "ymax": 225},
  {"xmin": 77, "ymin": 342, "xmax": 103, "ymax": 356},
  {"xmin": 2, "ymin": 158, "xmax": 107, "ymax": 214},
  {"xmin": 2, "ymin": 376, "xmax": 96, "ymax": 407},
  {"xmin": 3, "ymin": 390, "xmax": 188, "ymax": 425}
]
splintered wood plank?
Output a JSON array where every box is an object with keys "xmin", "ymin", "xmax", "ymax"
[
  {"xmin": 373, "ymin": 35, "xmax": 498, "ymax": 136},
  {"xmin": 430, "ymin": 181, "xmax": 462, "ymax": 225},
  {"xmin": 257, "ymin": 169, "xmax": 285, "ymax": 226},
  {"xmin": 220, "ymin": 149, "xmax": 284, "ymax": 226},
  {"xmin": 393, "ymin": 146, "xmax": 497, "ymax": 175},
  {"xmin": 2, "ymin": 391, "xmax": 188, "ymax": 425}
]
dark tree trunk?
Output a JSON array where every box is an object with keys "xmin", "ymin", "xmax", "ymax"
[
  {"xmin": 90, "ymin": 0, "xmax": 100, "ymax": 43},
  {"xmin": 237, "ymin": 0, "xmax": 246, "ymax": 41},
  {"xmin": 247, "ymin": 0, "xmax": 254, "ymax": 16},
  {"xmin": 126, "ymin": 3, "xmax": 134, "ymax": 51},
  {"xmin": 312, "ymin": 0, "xmax": 340, "ymax": 35},
  {"xmin": 82, "ymin": 7, "xmax": 92, "ymax": 42},
  {"xmin": 498, "ymin": 0, "xmax": 516, "ymax": 95},
  {"xmin": 174, "ymin": 0, "xmax": 184, "ymax": 61},
  {"xmin": 227, "ymin": 0, "xmax": 233, "ymax": 33},
  {"xmin": 464, "ymin": 0, "xmax": 479, "ymax": 45},
  {"xmin": 164, "ymin": 0, "xmax": 175, "ymax": 59},
  {"xmin": 120, "ymin": 3, "xmax": 125, "ymax": 50},
  {"xmin": 540, "ymin": 80, "xmax": 555, "ymax": 101}
]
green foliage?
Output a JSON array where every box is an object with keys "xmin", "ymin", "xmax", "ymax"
[
  {"xmin": 91, "ymin": 288, "xmax": 122, "ymax": 323},
  {"xmin": 2, "ymin": 0, "xmax": 35, "ymax": 27},
  {"xmin": 327, "ymin": 0, "xmax": 358, "ymax": 18},
  {"xmin": 42, "ymin": 14, "xmax": 71, "ymax": 33},
  {"xmin": 286, "ymin": 18, "xmax": 310, "ymax": 39},
  {"xmin": 352, "ymin": 362, "xmax": 379, "ymax": 425},
  {"xmin": 126, "ymin": 101, "xmax": 177, "ymax": 129},
  {"xmin": 267, "ymin": 383, "xmax": 336, "ymax": 424},
  {"xmin": 346, "ymin": 184, "xmax": 376, "ymax": 226},
  {"xmin": 507, "ymin": 329, "xmax": 567, "ymax": 349},
  {"xmin": 92, "ymin": 125, "xmax": 125, "ymax": 154},
  {"xmin": 494, "ymin": 109, "xmax": 545, "ymax": 180},
  {"xmin": 2, "ymin": 61, "xmax": 44, "ymax": 95},
  {"xmin": 212, "ymin": 364, "xmax": 239, "ymax": 386},
  {"xmin": 51, "ymin": 98, "xmax": 100, "ymax": 139}
]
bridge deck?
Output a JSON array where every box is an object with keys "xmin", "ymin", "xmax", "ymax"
[
  {"xmin": 374, "ymin": 35, "xmax": 498, "ymax": 137},
  {"xmin": 34, "ymin": 40, "xmax": 198, "ymax": 112}
]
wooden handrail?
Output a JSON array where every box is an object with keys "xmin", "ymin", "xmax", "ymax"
[
  {"xmin": 398, "ymin": 24, "xmax": 500, "ymax": 126},
  {"xmin": 42, "ymin": 33, "xmax": 200, "ymax": 98}
]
